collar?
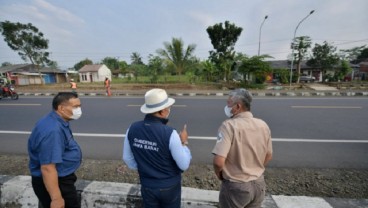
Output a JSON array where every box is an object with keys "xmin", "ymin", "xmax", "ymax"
[
  {"xmin": 232, "ymin": 111, "xmax": 253, "ymax": 119},
  {"xmin": 50, "ymin": 111, "xmax": 69, "ymax": 127},
  {"xmin": 144, "ymin": 114, "xmax": 169, "ymax": 125}
]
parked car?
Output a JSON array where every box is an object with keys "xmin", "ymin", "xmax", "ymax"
[{"xmin": 299, "ymin": 75, "xmax": 315, "ymax": 83}]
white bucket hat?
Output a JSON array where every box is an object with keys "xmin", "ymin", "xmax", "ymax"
[{"xmin": 140, "ymin": 88, "xmax": 175, "ymax": 114}]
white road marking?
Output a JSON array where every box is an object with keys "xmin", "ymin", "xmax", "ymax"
[
  {"xmin": 271, "ymin": 138, "xmax": 368, "ymax": 143},
  {"xmin": 292, "ymin": 106, "xmax": 362, "ymax": 109},
  {"xmin": 0, "ymin": 131, "xmax": 367, "ymax": 143},
  {"xmin": 127, "ymin": 105, "xmax": 187, "ymax": 107},
  {"xmin": 0, "ymin": 104, "xmax": 41, "ymax": 106}
]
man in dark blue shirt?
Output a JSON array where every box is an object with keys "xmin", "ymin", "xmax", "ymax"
[
  {"xmin": 28, "ymin": 92, "xmax": 82, "ymax": 208},
  {"xmin": 123, "ymin": 88, "xmax": 191, "ymax": 208}
]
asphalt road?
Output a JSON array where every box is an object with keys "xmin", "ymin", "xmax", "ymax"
[{"xmin": 0, "ymin": 96, "xmax": 367, "ymax": 168}]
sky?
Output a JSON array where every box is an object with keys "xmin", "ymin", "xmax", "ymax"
[{"xmin": 0, "ymin": 0, "xmax": 367, "ymax": 69}]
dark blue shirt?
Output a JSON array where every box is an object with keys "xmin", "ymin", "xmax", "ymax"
[
  {"xmin": 126, "ymin": 114, "xmax": 184, "ymax": 188},
  {"xmin": 28, "ymin": 111, "xmax": 82, "ymax": 177}
]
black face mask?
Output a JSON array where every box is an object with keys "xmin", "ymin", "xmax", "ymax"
[
  {"xmin": 145, "ymin": 114, "xmax": 169, "ymax": 125},
  {"xmin": 162, "ymin": 118, "xmax": 169, "ymax": 125}
]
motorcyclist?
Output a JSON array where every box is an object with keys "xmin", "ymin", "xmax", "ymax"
[
  {"xmin": 0, "ymin": 83, "xmax": 3, "ymax": 97},
  {"xmin": 0, "ymin": 79, "xmax": 18, "ymax": 100}
]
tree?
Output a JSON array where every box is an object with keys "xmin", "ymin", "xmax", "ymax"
[
  {"xmin": 201, "ymin": 60, "xmax": 218, "ymax": 82},
  {"xmin": 307, "ymin": 41, "xmax": 340, "ymax": 82},
  {"xmin": 340, "ymin": 45, "xmax": 367, "ymax": 63},
  {"xmin": 157, "ymin": 38, "xmax": 196, "ymax": 77},
  {"xmin": 130, "ymin": 52, "xmax": 144, "ymax": 65},
  {"xmin": 184, "ymin": 57, "xmax": 201, "ymax": 84},
  {"xmin": 129, "ymin": 52, "xmax": 146, "ymax": 81},
  {"xmin": 147, "ymin": 54, "xmax": 164, "ymax": 83},
  {"xmin": 237, "ymin": 55, "xmax": 271, "ymax": 84},
  {"xmin": 206, "ymin": 21, "xmax": 242, "ymax": 82},
  {"xmin": 334, "ymin": 60, "xmax": 352, "ymax": 81},
  {"xmin": 291, "ymin": 36, "xmax": 312, "ymax": 83},
  {"xmin": 102, "ymin": 57, "xmax": 120, "ymax": 70},
  {"xmin": 74, "ymin": 58, "xmax": 93, "ymax": 71},
  {"xmin": 274, "ymin": 68, "xmax": 290, "ymax": 84},
  {"xmin": 0, "ymin": 20, "xmax": 52, "ymax": 84},
  {"xmin": 48, "ymin": 60, "xmax": 58, "ymax": 68},
  {"xmin": 1, "ymin": 62, "xmax": 12, "ymax": 67},
  {"xmin": 356, "ymin": 48, "xmax": 368, "ymax": 63},
  {"xmin": 118, "ymin": 60, "xmax": 128, "ymax": 74}
]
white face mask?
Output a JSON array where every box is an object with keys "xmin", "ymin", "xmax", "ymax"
[
  {"xmin": 166, "ymin": 108, "xmax": 171, "ymax": 119},
  {"xmin": 224, "ymin": 105, "xmax": 233, "ymax": 118},
  {"xmin": 70, "ymin": 107, "xmax": 82, "ymax": 120}
]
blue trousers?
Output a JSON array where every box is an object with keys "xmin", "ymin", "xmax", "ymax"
[{"xmin": 141, "ymin": 183, "xmax": 181, "ymax": 208}]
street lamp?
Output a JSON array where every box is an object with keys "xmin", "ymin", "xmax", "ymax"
[
  {"xmin": 258, "ymin": 15, "xmax": 268, "ymax": 56},
  {"xmin": 289, "ymin": 10, "xmax": 315, "ymax": 87}
]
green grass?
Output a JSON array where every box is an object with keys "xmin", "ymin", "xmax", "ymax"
[{"xmin": 115, "ymin": 75, "xmax": 191, "ymax": 84}]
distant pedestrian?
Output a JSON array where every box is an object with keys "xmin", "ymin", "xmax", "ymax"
[
  {"xmin": 28, "ymin": 92, "xmax": 83, "ymax": 208},
  {"xmin": 212, "ymin": 88, "xmax": 273, "ymax": 208},
  {"xmin": 70, "ymin": 79, "xmax": 77, "ymax": 93},
  {"xmin": 123, "ymin": 88, "xmax": 191, "ymax": 208},
  {"xmin": 104, "ymin": 77, "xmax": 111, "ymax": 96}
]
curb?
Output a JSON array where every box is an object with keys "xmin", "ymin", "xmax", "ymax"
[
  {"xmin": 17, "ymin": 91, "xmax": 368, "ymax": 97},
  {"xmin": 0, "ymin": 175, "xmax": 218, "ymax": 207},
  {"xmin": 1, "ymin": 175, "xmax": 368, "ymax": 208}
]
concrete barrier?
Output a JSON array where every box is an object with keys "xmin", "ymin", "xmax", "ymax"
[
  {"xmin": 1, "ymin": 175, "xmax": 367, "ymax": 207},
  {"xmin": 0, "ymin": 175, "xmax": 219, "ymax": 208},
  {"xmin": 1, "ymin": 175, "xmax": 38, "ymax": 208}
]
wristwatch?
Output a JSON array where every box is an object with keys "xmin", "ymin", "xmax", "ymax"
[{"xmin": 182, "ymin": 141, "xmax": 189, "ymax": 146}]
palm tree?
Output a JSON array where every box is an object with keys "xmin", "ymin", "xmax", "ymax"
[
  {"xmin": 130, "ymin": 52, "xmax": 144, "ymax": 65},
  {"xmin": 157, "ymin": 38, "xmax": 196, "ymax": 76},
  {"xmin": 129, "ymin": 52, "xmax": 145, "ymax": 81}
]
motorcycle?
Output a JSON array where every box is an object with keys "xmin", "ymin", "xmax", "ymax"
[{"xmin": 0, "ymin": 84, "xmax": 19, "ymax": 100}]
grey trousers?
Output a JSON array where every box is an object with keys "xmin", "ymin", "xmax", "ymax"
[{"xmin": 219, "ymin": 175, "xmax": 266, "ymax": 208}]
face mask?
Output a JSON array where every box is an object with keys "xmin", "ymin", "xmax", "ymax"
[
  {"xmin": 166, "ymin": 108, "xmax": 171, "ymax": 119},
  {"xmin": 70, "ymin": 107, "xmax": 82, "ymax": 120},
  {"xmin": 224, "ymin": 105, "xmax": 233, "ymax": 118}
]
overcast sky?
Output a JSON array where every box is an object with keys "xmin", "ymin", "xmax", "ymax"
[{"xmin": 0, "ymin": 0, "xmax": 367, "ymax": 69}]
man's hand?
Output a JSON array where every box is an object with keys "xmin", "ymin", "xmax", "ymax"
[
  {"xmin": 179, "ymin": 124, "xmax": 188, "ymax": 145},
  {"xmin": 51, "ymin": 198, "xmax": 65, "ymax": 208},
  {"xmin": 41, "ymin": 164, "xmax": 64, "ymax": 208},
  {"xmin": 213, "ymin": 155, "xmax": 226, "ymax": 180},
  {"xmin": 264, "ymin": 152, "xmax": 273, "ymax": 166}
]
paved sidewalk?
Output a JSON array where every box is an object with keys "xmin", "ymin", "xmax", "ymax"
[{"xmin": 308, "ymin": 83, "xmax": 339, "ymax": 91}]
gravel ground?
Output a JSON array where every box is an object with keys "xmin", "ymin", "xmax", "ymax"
[{"xmin": 1, "ymin": 154, "xmax": 367, "ymax": 199}]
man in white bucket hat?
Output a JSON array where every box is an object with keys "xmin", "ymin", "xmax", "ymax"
[{"xmin": 123, "ymin": 88, "xmax": 191, "ymax": 208}]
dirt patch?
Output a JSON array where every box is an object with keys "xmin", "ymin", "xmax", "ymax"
[{"xmin": 1, "ymin": 154, "xmax": 367, "ymax": 199}]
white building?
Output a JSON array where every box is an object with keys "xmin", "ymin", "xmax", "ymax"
[{"xmin": 79, "ymin": 64, "xmax": 112, "ymax": 82}]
